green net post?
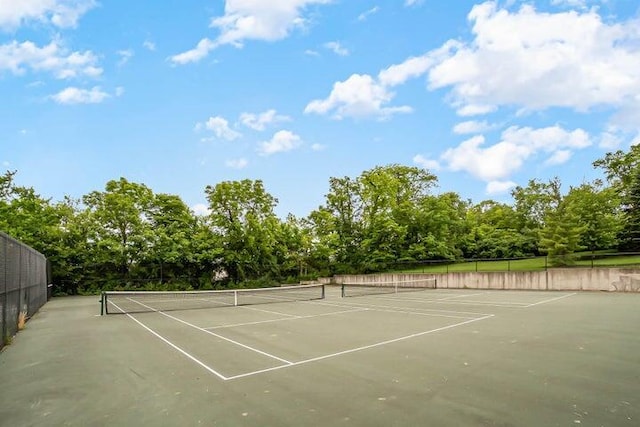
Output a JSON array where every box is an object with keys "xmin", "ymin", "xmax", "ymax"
[
  {"xmin": 321, "ymin": 285, "xmax": 325, "ymax": 299},
  {"xmin": 341, "ymin": 284, "xmax": 345, "ymax": 298}
]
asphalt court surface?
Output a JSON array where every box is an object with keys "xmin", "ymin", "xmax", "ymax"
[
  {"xmin": 1, "ymin": 286, "xmax": 639, "ymax": 426},
  {"xmin": 104, "ymin": 287, "xmax": 578, "ymax": 380}
]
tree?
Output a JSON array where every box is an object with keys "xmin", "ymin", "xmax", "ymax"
[
  {"xmin": 0, "ymin": 170, "xmax": 62, "ymax": 256},
  {"xmin": 619, "ymin": 170, "xmax": 640, "ymax": 250},
  {"xmin": 83, "ymin": 178, "xmax": 155, "ymax": 282},
  {"xmin": 144, "ymin": 194, "xmax": 198, "ymax": 283},
  {"xmin": 539, "ymin": 200, "xmax": 585, "ymax": 266},
  {"xmin": 594, "ymin": 145, "xmax": 640, "ymax": 250},
  {"xmin": 511, "ymin": 178, "xmax": 563, "ymax": 254},
  {"xmin": 593, "ymin": 144, "xmax": 640, "ymax": 196},
  {"xmin": 564, "ymin": 182, "xmax": 621, "ymax": 252},
  {"xmin": 205, "ymin": 179, "xmax": 281, "ymax": 283},
  {"xmin": 464, "ymin": 200, "xmax": 531, "ymax": 258}
]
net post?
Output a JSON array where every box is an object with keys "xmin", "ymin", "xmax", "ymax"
[
  {"xmin": 341, "ymin": 284, "xmax": 345, "ymax": 298},
  {"xmin": 321, "ymin": 284, "xmax": 325, "ymax": 299},
  {"xmin": 234, "ymin": 291, "xmax": 238, "ymax": 306},
  {"xmin": 100, "ymin": 292, "xmax": 105, "ymax": 316}
]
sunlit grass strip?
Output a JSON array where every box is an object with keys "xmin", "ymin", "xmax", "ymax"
[{"xmin": 395, "ymin": 255, "xmax": 640, "ymax": 273}]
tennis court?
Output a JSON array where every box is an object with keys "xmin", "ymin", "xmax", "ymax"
[{"xmin": 1, "ymin": 284, "xmax": 639, "ymax": 426}]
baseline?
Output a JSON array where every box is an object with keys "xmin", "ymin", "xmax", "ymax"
[{"xmin": 525, "ymin": 292, "xmax": 576, "ymax": 307}]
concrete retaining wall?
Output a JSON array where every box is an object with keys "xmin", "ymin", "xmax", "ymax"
[{"xmin": 330, "ymin": 268, "xmax": 640, "ymax": 292}]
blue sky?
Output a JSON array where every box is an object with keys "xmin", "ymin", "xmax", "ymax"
[{"xmin": 2, "ymin": 0, "xmax": 640, "ymax": 217}]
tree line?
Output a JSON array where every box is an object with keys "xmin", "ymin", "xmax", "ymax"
[{"xmin": 1, "ymin": 145, "xmax": 639, "ymax": 294}]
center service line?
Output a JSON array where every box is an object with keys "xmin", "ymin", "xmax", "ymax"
[
  {"xmin": 129, "ymin": 298, "xmax": 294, "ymax": 365},
  {"xmin": 110, "ymin": 300, "xmax": 228, "ymax": 380},
  {"xmin": 225, "ymin": 314, "xmax": 495, "ymax": 381}
]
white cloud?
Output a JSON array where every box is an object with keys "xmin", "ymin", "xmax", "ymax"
[
  {"xmin": 456, "ymin": 104, "xmax": 497, "ymax": 117},
  {"xmin": 426, "ymin": 2, "xmax": 640, "ymax": 116},
  {"xmin": 304, "ymin": 49, "xmax": 320, "ymax": 56},
  {"xmin": 0, "ymin": 0, "xmax": 96, "ymax": 31},
  {"xmin": 324, "ymin": 41, "xmax": 349, "ymax": 56},
  {"xmin": 51, "ymin": 86, "xmax": 110, "ymax": 104},
  {"xmin": 599, "ymin": 129, "xmax": 624, "ymax": 149},
  {"xmin": 442, "ymin": 134, "xmax": 528, "ymax": 181},
  {"xmin": 452, "ymin": 120, "xmax": 496, "ymax": 135},
  {"xmin": 115, "ymin": 86, "xmax": 125, "ymax": 97},
  {"xmin": 378, "ymin": 55, "xmax": 433, "ymax": 88},
  {"xmin": 412, "ymin": 154, "xmax": 440, "ymax": 171},
  {"xmin": 142, "ymin": 40, "xmax": 156, "ymax": 51},
  {"xmin": 225, "ymin": 158, "xmax": 248, "ymax": 169},
  {"xmin": 405, "ymin": 0, "xmax": 423, "ymax": 6},
  {"xmin": 308, "ymin": 2, "xmax": 640, "ymax": 126},
  {"xmin": 305, "ymin": 74, "xmax": 412, "ymax": 120},
  {"xmin": 311, "ymin": 143, "xmax": 326, "ymax": 151},
  {"xmin": 117, "ymin": 49, "xmax": 133, "ymax": 67},
  {"xmin": 170, "ymin": 38, "xmax": 216, "ymax": 65},
  {"xmin": 171, "ymin": 0, "xmax": 332, "ymax": 64},
  {"xmin": 239, "ymin": 109, "xmax": 291, "ymax": 131},
  {"xmin": 486, "ymin": 180, "xmax": 516, "ymax": 194},
  {"xmin": 307, "ymin": 42, "xmax": 456, "ymax": 120},
  {"xmin": 191, "ymin": 203, "xmax": 211, "ymax": 216},
  {"xmin": 441, "ymin": 125, "xmax": 591, "ymax": 181},
  {"xmin": 0, "ymin": 40, "xmax": 102, "ymax": 79},
  {"xmin": 196, "ymin": 116, "xmax": 242, "ymax": 141},
  {"xmin": 258, "ymin": 130, "xmax": 302, "ymax": 156},
  {"xmin": 357, "ymin": 6, "xmax": 379, "ymax": 22},
  {"xmin": 544, "ymin": 149, "xmax": 572, "ymax": 165},
  {"xmin": 610, "ymin": 95, "xmax": 640, "ymax": 131}
]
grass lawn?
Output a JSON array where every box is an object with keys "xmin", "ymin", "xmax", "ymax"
[{"xmin": 395, "ymin": 254, "xmax": 640, "ymax": 274}]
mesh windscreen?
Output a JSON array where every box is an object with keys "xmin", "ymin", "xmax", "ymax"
[{"xmin": 0, "ymin": 233, "xmax": 48, "ymax": 349}]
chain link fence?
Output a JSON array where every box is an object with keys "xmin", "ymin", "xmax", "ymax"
[{"xmin": 1, "ymin": 232, "xmax": 49, "ymax": 350}]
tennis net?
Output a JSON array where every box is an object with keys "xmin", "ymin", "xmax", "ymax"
[
  {"xmin": 341, "ymin": 278, "xmax": 437, "ymax": 298},
  {"xmin": 101, "ymin": 283, "xmax": 325, "ymax": 315}
]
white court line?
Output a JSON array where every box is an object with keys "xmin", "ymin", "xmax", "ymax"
[
  {"xmin": 127, "ymin": 298, "xmax": 294, "ymax": 365},
  {"xmin": 308, "ymin": 299, "xmax": 493, "ymax": 317},
  {"xmin": 435, "ymin": 292, "xmax": 487, "ymax": 301},
  {"xmin": 204, "ymin": 308, "xmax": 369, "ymax": 330},
  {"xmin": 434, "ymin": 299, "xmax": 529, "ymax": 306},
  {"xmin": 225, "ymin": 314, "xmax": 495, "ymax": 381},
  {"xmin": 526, "ymin": 293, "xmax": 576, "ymax": 307},
  {"xmin": 373, "ymin": 295, "xmax": 529, "ymax": 308},
  {"xmin": 239, "ymin": 305, "xmax": 299, "ymax": 317},
  {"xmin": 109, "ymin": 300, "xmax": 228, "ymax": 380},
  {"xmin": 322, "ymin": 300, "xmax": 478, "ymax": 319}
]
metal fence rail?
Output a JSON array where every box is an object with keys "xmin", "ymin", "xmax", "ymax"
[{"xmin": 0, "ymin": 232, "xmax": 48, "ymax": 350}]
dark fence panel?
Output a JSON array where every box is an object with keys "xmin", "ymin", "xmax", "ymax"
[{"xmin": 0, "ymin": 232, "xmax": 48, "ymax": 350}]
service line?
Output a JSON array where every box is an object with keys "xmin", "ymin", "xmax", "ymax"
[{"xmin": 225, "ymin": 314, "xmax": 495, "ymax": 381}]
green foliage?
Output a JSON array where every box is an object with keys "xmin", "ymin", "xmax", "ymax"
[
  {"xmin": 2, "ymin": 146, "xmax": 638, "ymax": 292},
  {"xmin": 564, "ymin": 182, "xmax": 621, "ymax": 251},
  {"xmin": 539, "ymin": 200, "xmax": 586, "ymax": 266},
  {"xmin": 205, "ymin": 179, "xmax": 284, "ymax": 283},
  {"xmin": 618, "ymin": 168, "xmax": 640, "ymax": 250}
]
